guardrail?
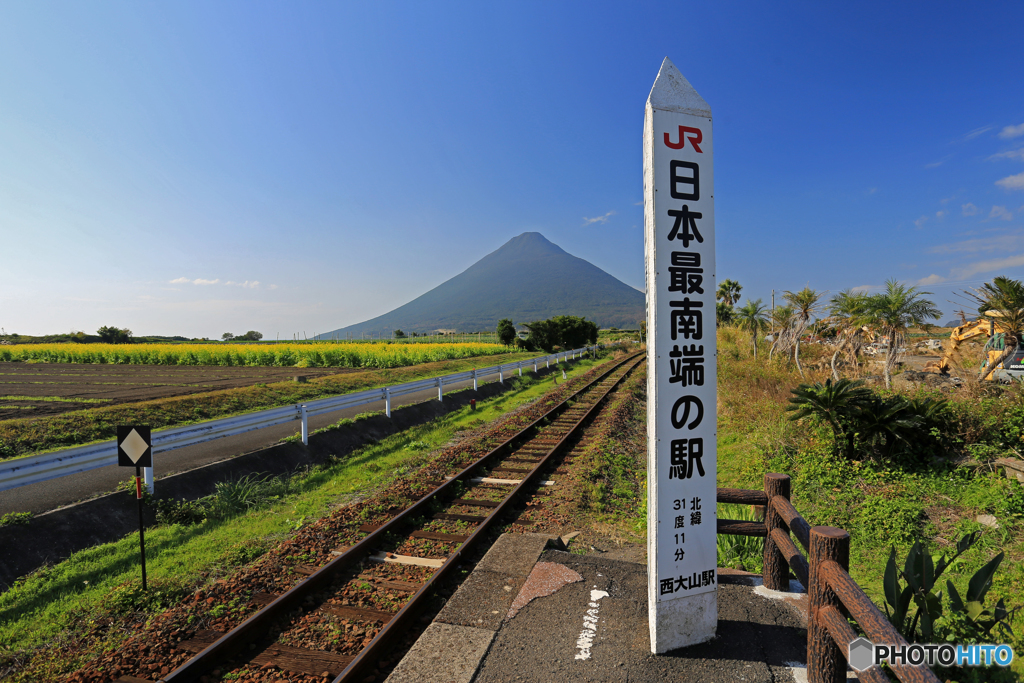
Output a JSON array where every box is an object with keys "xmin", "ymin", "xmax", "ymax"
[
  {"xmin": 0, "ymin": 346, "xmax": 599, "ymax": 494},
  {"xmin": 718, "ymin": 474, "xmax": 940, "ymax": 683}
]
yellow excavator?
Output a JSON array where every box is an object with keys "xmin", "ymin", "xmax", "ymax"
[{"xmin": 924, "ymin": 312, "xmax": 1024, "ymax": 381}]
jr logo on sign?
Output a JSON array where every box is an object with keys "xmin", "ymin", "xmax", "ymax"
[{"xmin": 664, "ymin": 125, "xmax": 703, "ymax": 152}]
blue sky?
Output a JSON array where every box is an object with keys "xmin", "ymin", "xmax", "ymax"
[{"xmin": 2, "ymin": 1, "xmax": 1023, "ymax": 337}]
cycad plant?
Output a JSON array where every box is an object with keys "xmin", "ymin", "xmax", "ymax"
[{"xmin": 786, "ymin": 378, "xmax": 873, "ymax": 459}]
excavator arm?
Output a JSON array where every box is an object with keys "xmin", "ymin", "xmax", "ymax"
[{"xmin": 924, "ymin": 318, "xmax": 1010, "ymax": 374}]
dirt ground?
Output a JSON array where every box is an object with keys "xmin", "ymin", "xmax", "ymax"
[{"xmin": 0, "ymin": 363, "xmax": 352, "ymax": 418}]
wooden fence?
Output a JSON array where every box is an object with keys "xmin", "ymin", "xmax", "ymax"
[{"xmin": 717, "ymin": 473, "xmax": 941, "ymax": 683}]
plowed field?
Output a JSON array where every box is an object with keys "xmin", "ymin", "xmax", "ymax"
[{"xmin": 0, "ymin": 364, "xmax": 351, "ymax": 419}]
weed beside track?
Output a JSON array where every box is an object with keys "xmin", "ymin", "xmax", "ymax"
[{"xmin": 0, "ymin": 350, "xmax": 636, "ymax": 683}]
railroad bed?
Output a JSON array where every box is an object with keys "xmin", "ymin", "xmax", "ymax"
[{"xmin": 81, "ymin": 351, "xmax": 645, "ymax": 683}]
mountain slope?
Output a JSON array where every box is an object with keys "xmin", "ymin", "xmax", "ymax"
[{"xmin": 319, "ymin": 232, "xmax": 643, "ymax": 336}]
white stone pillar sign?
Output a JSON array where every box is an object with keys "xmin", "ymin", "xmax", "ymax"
[{"xmin": 644, "ymin": 57, "xmax": 717, "ymax": 653}]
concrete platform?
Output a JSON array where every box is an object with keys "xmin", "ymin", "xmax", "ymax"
[{"xmin": 387, "ymin": 534, "xmax": 820, "ymax": 683}]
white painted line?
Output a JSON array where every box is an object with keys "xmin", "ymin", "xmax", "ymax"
[
  {"xmin": 574, "ymin": 589, "xmax": 610, "ymax": 661},
  {"xmin": 368, "ymin": 552, "xmax": 445, "ymax": 568}
]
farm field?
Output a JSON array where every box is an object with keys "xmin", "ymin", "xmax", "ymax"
[
  {"xmin": 0, "ymin": 341, "xmax": 509, "ymax": 368},
  {"xmin": 0, "ymin": 364, "xmax": 350, "ymax": 419}
]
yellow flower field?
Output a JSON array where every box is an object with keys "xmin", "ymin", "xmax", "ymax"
[{"xmin": 0, "ymin": 342, "xmax": 510, "ymax": 368}]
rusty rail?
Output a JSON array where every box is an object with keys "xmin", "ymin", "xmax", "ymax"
[
  {"xmin": 157, "ymin": 351, "xmax": 645, "ymax": 683},
  {"xmin": 717, "ymin": 473, "xmax": 941, "ymax": 683}
]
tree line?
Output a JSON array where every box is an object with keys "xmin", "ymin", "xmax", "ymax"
[
  {"xmin": 715, "ymin": 275, "xmax": 1024, "ymax": 389},
  {"xmin": 495, "ymin": 315, "xmax": 598, "ymax": 353}
]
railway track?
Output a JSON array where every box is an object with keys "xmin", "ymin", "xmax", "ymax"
[{"xmin": 114, "ymin": 351, "xmax": 644, "ymax": 683}]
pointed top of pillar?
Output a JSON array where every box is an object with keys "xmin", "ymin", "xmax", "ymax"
[{"xmin": 647, "ymin": 57, "xmax": 711, "ymax": 118}]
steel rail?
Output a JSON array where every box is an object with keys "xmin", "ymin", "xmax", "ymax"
[
  {"xmin": 158, "ymin": 351, "xmax": 643, "ymax": 683},
  {"xmin": 0, "ymin": 346, "xmax": 599, "ymax": 493},
  {"xmin": 332, "ymin": 354, "xmax": 645, "ymax": 683}
]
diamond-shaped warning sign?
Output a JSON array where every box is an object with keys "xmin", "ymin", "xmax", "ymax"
[{"xmin": 117, "ymin": 426, "xmax": 152, "ymax": 467}]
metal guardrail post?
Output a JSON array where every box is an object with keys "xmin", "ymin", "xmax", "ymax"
[
  {"xmin": 300, "ymin": 405, "xmax": 309, "ymax": 445},
  {"xmin": 143, "ymin": 465, "xmax": 154, "ymax": 495},
  {"xmin": 499, "ymin": 367, "xmax": 503, "ymax": 383},
  {"xmin": 0, "ymin": 349, "xmax": 612, "ymax": 492},
  {"xmin": 809, "ymin": 526, "xmax": 850, "ymax": 683},
  {"xmin": 763, "ymin": 473, "xmax": 791, "ymax": 591}
]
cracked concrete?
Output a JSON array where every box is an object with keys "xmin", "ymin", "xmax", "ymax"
[
  {"xmin": 474, "ymin": 549, "xmax": 809, "ymax": 682},
  {"xmin": 387, "ymin": 535, "xmax": 812, "ymax": 683}
]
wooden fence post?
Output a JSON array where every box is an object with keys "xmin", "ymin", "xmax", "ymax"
[
  {"xmin": 808, "ymin": 526, "xmax": 850, "ymax": 683},
  {"xmin": 762, "ymin": 473, "xmax": 790, "ymax": 591}
]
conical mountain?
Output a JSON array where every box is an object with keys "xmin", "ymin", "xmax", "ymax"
[{"xmin": 318, "ymin": 232, "xmax": 644, "ymax": 337}]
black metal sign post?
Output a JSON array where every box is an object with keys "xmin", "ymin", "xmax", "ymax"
[{"xmin": 117, "ymin": 426, "xmax": 152, "ymax": 591}]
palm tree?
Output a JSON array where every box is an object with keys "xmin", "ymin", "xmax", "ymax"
[
  {"xmin": 864, "ymin": 279, "xmax": 941, "ymax": 389},
  {"xmin": 965, "ymin": 276, "xmax": 1024, "ymax": 381},
  {"xmin": 716, "ymin": 279, "xmax": 743, "ymax": 307},
  {"xmin": 827, "ymin": 289, "xmax": 870, "ymax": 380},
  {"xmin": 716, "ymin": 301, "xmax": 735, "ymax": 327},
  {"xmin": 783, "ymin": 287, "xmax": 826, "ymax": 377},
  {"xmin": 735, "ymin": 299, "xmax": 769, "ymax": 358},
  {"xmin": 768, "ymin": 305, "xmax": 794, "ymax": 360}
]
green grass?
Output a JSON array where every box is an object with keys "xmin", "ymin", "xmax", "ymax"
[
  {"xmin": 0, "ymin": 356, "xmax": 601, "ymax": 680},
  {"xmin": 714, "ymin": 325, "xmax": 1024, "ymax": 680}
]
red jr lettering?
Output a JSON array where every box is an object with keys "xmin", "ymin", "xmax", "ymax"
[{"xmin": 664, "ymin": 126, "xmax": 703, "ymax": 153}]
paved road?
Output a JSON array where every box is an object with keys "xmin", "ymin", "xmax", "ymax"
[{"xmin": 1, "ymin": 373, "xmax": 527, "ymax": 516}]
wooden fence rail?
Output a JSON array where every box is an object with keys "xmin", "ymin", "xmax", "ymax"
[{"xmin": 716, "ymin": 473, "xmax": 940, "ymax": 683}]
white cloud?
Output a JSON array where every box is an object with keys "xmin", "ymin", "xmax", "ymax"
[
  {"xmin": 929, "ymin": 231, "xmax": 1024, "ymax": 255},
  {"xmin": 996, "ymin": 172, "xmax": 1024, "ymax": 191},
  {"xmin": 851, "ymin": 285, "xmax": 873, "ymax": 294},
  {"xmin": 999, "ymin": 123, "xmax": 1024, "ymax": 140},
  {"xmin": 989, "ymin": 148, "xmax": 1024, "ymax": 161},
  {"xmin": 924, "ymin": 158, "xmax": 948, "ymax": 169},
  {"xmin": 225, "ymin": 280, "xmax": 260, "ymax": 288},
  {"xmin": 951, "ymin": 253, "xmax": 1024, "ymax": 279},
  {"xmin": 268, "ymin": 284, "xmax": 278, "ymax": 290},
  {"xmin": 582, "ymin": 211, "xmax": 615, "ymax": 225},
  {"xmin": 916, "ymin": 274, "xmax": 947, "ymax": 285},
  {"xmin": 964, "ymin": 126, "xmax": 993, "ymax": 140},
  {"xmin": 867, "ymin": 187, "xmax": 878, "ymax": 195},
  {"xmin": 962, "ymin": 203, "xmax": 980, "ymax": 216},
  {"xmin": 914, "ymin": 215, "xmax": 928, "ymax": 228},
  {"xmin": 168, "ymin": 277, "xmax": 222, "ymax": 286},
  {"xmin": 990, "ymin": 205, "xmax": 1013, "ymax": 221},
  {"xmin": 936, "ymin": 211, "xmax": 946, "ymax": 220}
]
